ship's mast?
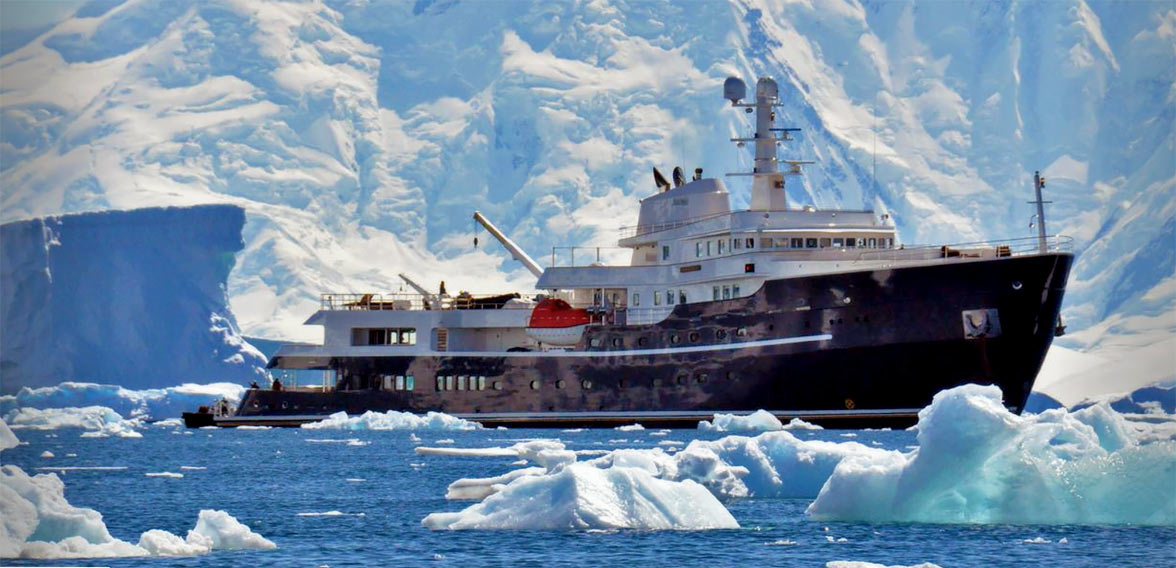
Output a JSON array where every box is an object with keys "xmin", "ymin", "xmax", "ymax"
[
  {"xmin": 1030, "ymin": 171, "xmax": 1050, "ymax": 253},
  {"xmin": 724, "ymin": 76, "xmax": 805, "ymax": 211}
]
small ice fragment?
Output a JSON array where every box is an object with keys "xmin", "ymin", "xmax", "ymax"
[
  {"xmin": 435, "ymin": 439, "xmax": 455, "ymax": 445},
  {"xmin": 146, "ymin": 472, "xmax": 183, "ymax": 478},
  {"xmin": 40, "ymin": 450, "xmax": 54, "ymax": 458},
  {"xmin": 616, "ymin": 424, "xmax": 644, "ymax": 431},
  {"xmin": 657, "ymin": 440, "xmax": 684, "ymax": 446},
  {"xmin": 66, "ymin": 453, "xmax": 77, "ymax": 457},
  {"xmin": 1058, "ymin": 537, "xmax": 1068, "ymax": 544},
  {"xmin": 765, "ymin": 539, "xmax": 797, "ymax": 546},
  {"xmin": 1022, "ymin": 537, "xmax": 1050, "ymax": 544},
  {"xmin": 839, "ymin": 433, "xmax": 857, "ymax": 438},
  {"xmin": 180, "ymin": 466, "xmax": 207, "ymax": 470},
  {"xmin": 409, "ymin": 433, "xmax": 422, "ymax": 442},
  {"xmin": 345, "ymin": 478, "xmax": 365, "ymax": 483},
  {"xmin": 562, "ymin": 429, "xmax": 584, "ymax": 433}
]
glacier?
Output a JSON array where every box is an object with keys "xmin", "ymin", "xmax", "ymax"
[
  {"xmin": 0, "ymin": 418, "xmax": 276, "ymax": 559},
  {"xmin": 0, "ymin": 0, "xmax": 1170, "ymax": 405},
  {"xmin": 0, "ymin": 205, "xmax": 266, "ymax": 392}
]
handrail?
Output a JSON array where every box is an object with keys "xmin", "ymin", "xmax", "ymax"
[
  {"xmin": 320, "ymin": 292, "xmax": 532, "ymax": 312},
  {"xmin": 617, "ymin": 211, "xmax": 731, "ymax": 239}
]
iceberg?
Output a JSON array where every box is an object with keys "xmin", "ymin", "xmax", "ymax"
[
  {"xmin": 807, "ymin": 384, "xmax": 1176, "ymax": 525},
  {"xmin": 422, "ymin": 463, "xmax": 738, "ymax": 531},
  {"xmin": 301, "ymin": 410, "xmax": 482, "ymax": 431},
  {"xmin": 0, "ymin": 419, "xmax": 275, "ymax": 559},
  {"xmin": 0, "ymin": 206, "xmax": 267, "ymax": 391}
]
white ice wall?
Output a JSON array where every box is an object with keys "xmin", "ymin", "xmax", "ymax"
[{"xmin": 0, "ymin": 205, "xmax": 266, "ymax": 392}]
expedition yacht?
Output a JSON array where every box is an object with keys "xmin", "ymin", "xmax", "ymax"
[{"xmin": 185, "ymin": 75, "xmax": 1073, "ymax": 428}]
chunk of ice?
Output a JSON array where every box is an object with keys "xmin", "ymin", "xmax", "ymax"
[
  {"xmin": 301, "ymin": 410, "xmax": 481, "ymax": 431},
  {"xmin": 807, "ymin": 384, "xmax": 1176, "ymax": 525}
]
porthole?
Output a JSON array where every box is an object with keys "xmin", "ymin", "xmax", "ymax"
[
  {"xmin": 768, "ymin": 324, "xmax": 775, "ymax": 331},
  {"xmin": 252, "ymin": 401, "xmax": 259, "ymax": 409},
  {"xmin": 612, "ymin": 337, "xmax": 623, "ymax": 348},
  {"xmin": 530, "ymin": 380, "xmax": 540, "ymax": 390},
  {"xmin": 1012, "ymin": 281, "xmax": 1023, "ymax": 290},
  {"xmin": 735, "ymin": 327, "xmax": 747, "ymax": 337},
  {"xmin": 281, "ymin": 401, "xmax": 288, "ymax": 409},
  {"xmin": 843, "ymin": 296, "xmax": 852, "ymax": 304},
  {"xmin": 556, "ymin": 379, "xmax": 566, "ymax": 389},
  {"xmin": 716, "ymin": 329, "xmax": 727, "ymax": 340},
  {"xmin": 677, "ymin": 375, "xmax": 688, "ymax": 385},
  {"xmin": 696, "ymin": 374, "xmax": 707, "ymax": 384},
  {"xmin": 638, "ymin": 337, "xmax": 648, "ymax": 347},
  {"xmin": 670, "ymin": 334, "xmax": 681, "ymax": 344},
  {"xmin": 726, "ymin": 371, "xmax": 736, "ymax": 381},
  {"xmin": 688, "ymin": 332, "xmax": 700, "ymax": 343},
  {"xmin": 493, "ymin": 381, "xmax": 503, "ymax": 391},
  {"xmin": 582, "ymin": 380, "xmax": 593, "ymax": 389}
]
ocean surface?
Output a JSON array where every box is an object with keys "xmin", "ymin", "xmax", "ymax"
[{"xmin": 3, "ymin": 424, "xmax": 1173, "ymax": 567}]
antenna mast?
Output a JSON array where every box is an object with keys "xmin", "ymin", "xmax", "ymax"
[
  {"xmin": 1030, "ymin": 171, "xmax": 1051, "ymax": 253},
  {"xmin": 723, "ymin": 76, "xmax": 806, "ymax": 211}
]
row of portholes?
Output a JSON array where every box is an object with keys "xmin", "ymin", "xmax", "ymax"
[
  {"xmin": 604, "ymin": 327, "xmax": 752, "ymax": 349},
  {"xmin": 530, "ymin": 379, "xmax": 594, "ymax": 390}
]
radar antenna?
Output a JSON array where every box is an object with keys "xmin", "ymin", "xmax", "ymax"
[{"xmin": 722, "ymin": 75, "xmax": 809, "ymax": 211}]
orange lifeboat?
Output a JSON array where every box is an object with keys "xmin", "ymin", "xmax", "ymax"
[{"xmin": 525, "ymin": 298, "xmax": 590, "ymax": 346}]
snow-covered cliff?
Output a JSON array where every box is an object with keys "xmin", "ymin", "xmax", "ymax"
[{"xmin": 0, "ymin": 205, "xmax": 266, "ymax": 392}]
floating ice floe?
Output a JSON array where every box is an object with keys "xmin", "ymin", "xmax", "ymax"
[
  {"xmin": 0, "ymin": 419, "xmax": 274, "ymax": 559},
  {"xmin": 296, "ymin": 511, "xmax": 365, "ymax": 517},
  {"xmin": 615, "ymin": 424, "xmax": 644, "ymax": 431},
  {"xmin": 806, "ymin": 384, "xmax": 1176, "ymax": 525},
  {"xmin": 698, "ymin": 410, "xmax": 824, "ymax": 432},
  {"xmin": 39, "ymin": 451, "xmax": 53, "ymax": 458},
  {"xmin": 301, "ymin": 410, "xmax": 481, "ymax": 431},
  {"xmin": 152, "ymin": 418, "xmax": 184, "ymax": 428},
  {"xmin": 422, "ymin": 463, "xmax": 738, "ymax": 530},
  {"xmin": 145, "ymin": 472, "xmax": 183, "ymax": 479}
]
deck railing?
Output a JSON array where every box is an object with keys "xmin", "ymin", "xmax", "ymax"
[{"xmin": 320, "ymin": 292, "xmax": 533, "ymax": 312}]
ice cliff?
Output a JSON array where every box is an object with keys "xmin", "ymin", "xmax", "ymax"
[{"xmin": 0, "ymin": 205, "xmax": 266, "ymax": 392}]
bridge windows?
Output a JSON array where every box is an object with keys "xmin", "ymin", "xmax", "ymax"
[
  {"xmin": 352, "ymin": 327, "xmax": 416, "ymax": 346},
  {"xmin": 696, "ymin": 242, "xmax": 703, "ymax": 258},
  {"xmin": 662, "ymin": 245, "xmax": 670, "ymax": 260}
]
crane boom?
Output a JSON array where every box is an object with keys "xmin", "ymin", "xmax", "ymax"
[{"xmin": 472, "ymin": 211, "xmax": 544, "ymax": 279}]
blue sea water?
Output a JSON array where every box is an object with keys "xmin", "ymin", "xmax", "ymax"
[{"xmin": 3, "ymin": 426, "xmax": 1173, "ymax": 567}]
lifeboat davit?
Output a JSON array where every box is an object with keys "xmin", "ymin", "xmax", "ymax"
[{"xmin": 525, "ymin": 298, "xmax": 590, "ymax": 346}]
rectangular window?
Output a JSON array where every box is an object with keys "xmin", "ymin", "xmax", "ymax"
[
  {"xmin": 406, "ymin": 376, "xmax": 414, "ymax": 390},
  {"xmin": 747, "ymin": 238, "xmax": 755, "ymax": 249},
  {"xmin": 395, "ymin": 375, "xmax": 405, "ymax": 390},
  {"xmin": 633, "ymin": 292, "xmax": 640, "ymax": 306},
  {"xmin": 833, "ymin": 238, "xmax": 844, "ymax": 247},
  {"xmin": 458, "ymin": 376, "xmax": 467, "ymax": 390},
  {"xmin": 723, "ymin": 286, "xmax": 731, "ymax": 300},
  {"xmin": 713, "ymin": 286, "xmax": 720, "ymax": 301},
  {"xmin": 368, "ymin": 328, "xmax": 386, "ymax": 345},
  {"xmin": 696, "ymin": 242, "xmax": 703, "ymax": 258},
  {"xmin": 868, "ymin": 238, "xmax": 877, "ymax": 248},
  {"xmin": 437, "ymin": 377, "xmax": 444, "ymax": 391},
  {"xmin": 654, "ymin": 291, "xmax": 661, "ymax": 306},
  {"xmin": 662, "ymin": 245, "xmax": 670, "ymax": 260},
  {"xmin": 353, "ymin": 328, "xmax": 417, "ymax": 346},
  {"xmin": 706, "ymin": 241, "xmax": 712, "ymax": 256},
  {"xmin": 733, "ymin": 238, "xmax": 742, "ymax": 250},
  {"xmin": 478, "ymin": 376, "xmax": 486, "ymax": 391},
  {"xmin": 819, "ymin": 238, "xmax": 831, "ymax": 248},
  {"xmin": 679, "ymin": 290, "xmax": 686, "ymax": 304},
  {"xmin": 732, "ymin": 284, "xmax": 740, "ymax": 297},
  {"xmin": 760, "ymin": 237, "xmax": 773, "ymax": 249},
  {"xmin": 791, "ymin": 238, "xmax": 804, "ymax": 248},
  {"xmin": 718, "ymin": 240, "xmax": 725, "ymax": 254},
  {"xmin": 846, "ymin": 238, "xmax": 856, "ymax": 248},
  {"xmin": 445, "ymin": 376, "xmax": 454, "ymax": 391},
  {"xmin": 383, "ymin": 375, "xmax": 394, "ymax": 390},
  {"xmin": 806, "ymin": 238, "xmax": 818, "ymax": 248},
  {"xmin": 666, "ymin": 290, "xmax": 675, "ymax": 305}
]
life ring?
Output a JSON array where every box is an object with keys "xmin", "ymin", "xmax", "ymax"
[{"xmin": 844, "ymin": 398, "xmax": 856, "ymax": 410}]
